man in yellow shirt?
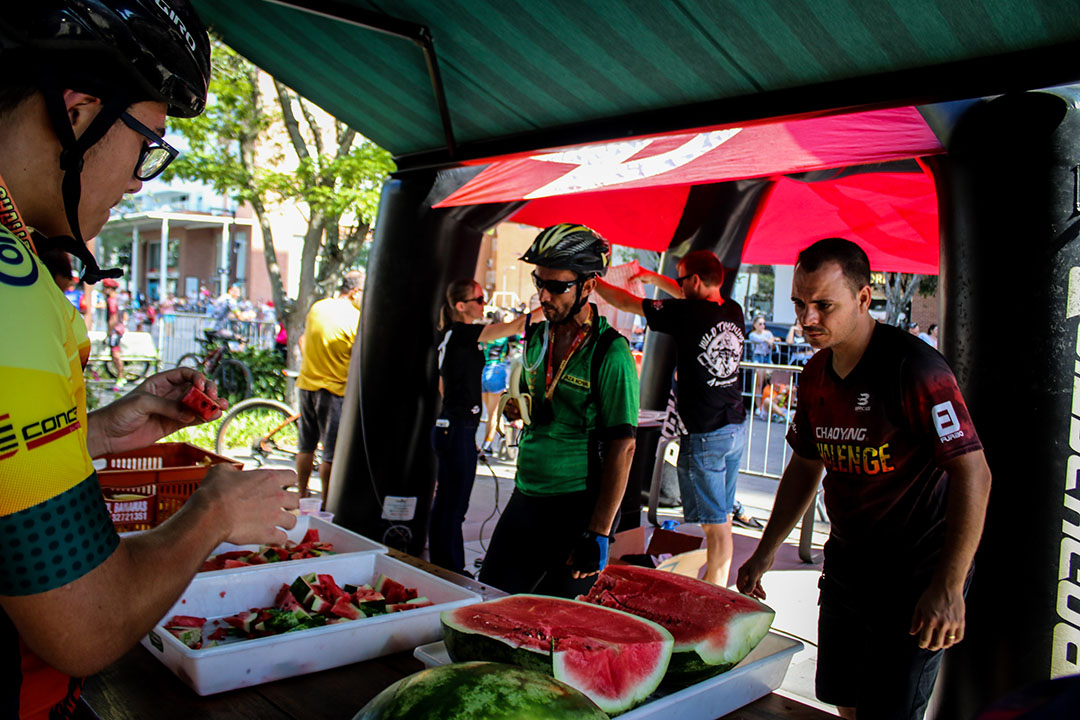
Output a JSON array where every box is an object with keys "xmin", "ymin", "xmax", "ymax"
[{"xmin": 296, "ymin": 270, "xmax": 364, "ymax": 504}]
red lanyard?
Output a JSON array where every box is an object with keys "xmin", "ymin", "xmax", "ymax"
[
  {"xmin": 0, "ymin": 170, "xmax": 34, "ymax": 250},
  {"xmin": 544, "ymin": 308, "xmax": 592, "ymax": 401}
]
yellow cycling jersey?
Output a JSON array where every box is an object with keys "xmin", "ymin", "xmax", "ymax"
[
  {"xmin": 296, "ymin": 297, "xmax": 359, "ymax": 396},
  {"xmin": 0, "ymin": 224, "xmax": 118, "ymax": 596}
]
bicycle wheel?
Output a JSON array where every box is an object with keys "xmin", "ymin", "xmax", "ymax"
[
  {"xmin": 104, "ymin": 360, "xmax": 154, "ymax": 382},
  {"xmin": 215, "ymin": 358, "xmax": 253, "ymax": 402},
  {"xmin": 176, "ymin": 353, "xmax": 203, "ymax": 370},
  {"xmin": 216, "ymin": 398, "xmax": 299, "ymax": 468}
]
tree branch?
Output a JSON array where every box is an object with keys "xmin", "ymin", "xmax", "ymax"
[
  {"xmin": 298, "ymin": 98, "xmax": 324, "ymax": 157},
  {"xmin": 273, "ymin": 79, "xmax": 310, "ymax": 163}
]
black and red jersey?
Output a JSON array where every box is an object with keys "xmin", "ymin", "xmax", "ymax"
[{"xmin": 787, "ymin": 322, "xmax": 982, "ymax": 581}]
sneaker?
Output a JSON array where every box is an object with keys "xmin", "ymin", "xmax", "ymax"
[{"xmin": 732, "ymin": 512, "xmax": 764, "ymax": 530}]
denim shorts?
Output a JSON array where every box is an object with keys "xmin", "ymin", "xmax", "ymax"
[
  {"xmin": 481, "ymin": 363, "xmax": 509, "ymax": 393},
  {"xmin": 676, "ymin": 423, "xmax": 745, "ymax": 524}
]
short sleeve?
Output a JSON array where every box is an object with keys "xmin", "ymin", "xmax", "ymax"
[
  {"xmin": 786, "ymin": 362, "xmax": 821, "ymax": 460},
  {"xmin": 642, "ymin": 298, "xmax": 679, "ymax": 334},
  {"xmin": 901, "ymin": 352, "xmax": 983, "ymax": 464},
  {"xmin": 596, "ymin": 337, "xmax": 639, "ymax": 435}
]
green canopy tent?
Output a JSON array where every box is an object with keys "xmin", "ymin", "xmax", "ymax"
[{"xmin": 193, "ymin": 3, "xmax": 1080, "ymax": 714}]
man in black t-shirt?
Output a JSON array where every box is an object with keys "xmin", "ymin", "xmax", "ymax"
[
  {"xmin": 597, "ymin": 250, "xmax": 746, "ymax": 586},
  {"xmin": 736, "ymin": 238, "xmax": 992, "ymax": 720}
]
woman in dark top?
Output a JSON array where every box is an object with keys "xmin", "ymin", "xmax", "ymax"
[{"xmin": 430, "ymin": 279, "xmax": 537, "ymax": 574}]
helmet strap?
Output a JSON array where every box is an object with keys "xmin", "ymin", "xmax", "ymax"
[
  {"xmin": 553, "ymin": 277, "xmax": 589, "ymax": 325},
  {"xmin": 40, "ymin": 88, "xmax": 129, "ymax": 284}
]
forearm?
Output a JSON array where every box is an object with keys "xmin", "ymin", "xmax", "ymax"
[
  {"xmin": 478, "ymin": 313, "xmax": 528, "ymax": 343},
  {"xmin": 85, "ymin": 410, "xmax": 109, "ymax": 458},
  {"xmin": 3, "ymin": 491, "xmax": 229, "ymax": 676},
  {"xmin": 933, "ymin": 451, "xmax": 992, "ymax": 590},
  {"xmin": 595, "ymin": 279, "xmax": 645, "ymax": 316},
  {"xmin": 588, "ymin": 435, "xmax": 636, "ymax": 535},
  {"xmin": 639, "ymin": 269, "xmax": 683, "ymax": 298},
  {"xmin": 754, "ymin": 455, "xmax": 824, "ymax": 561}
]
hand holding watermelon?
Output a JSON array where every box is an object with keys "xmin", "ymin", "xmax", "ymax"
[{"xmin": 86, "ymin": 367, "xmax": 226, "ymax": 457}]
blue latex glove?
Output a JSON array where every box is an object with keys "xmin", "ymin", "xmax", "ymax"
[{"xmin": 568, "ymin": 530, "xmax": 609, "ymax": 575}]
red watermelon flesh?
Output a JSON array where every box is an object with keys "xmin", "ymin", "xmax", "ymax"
[
  {"xmin": 580, "ymin": 565, "xmax": 775, "ymax": 685},
  {"xmin": 441, "ymin": 594, "xmax": 672, "ymax": 715}
]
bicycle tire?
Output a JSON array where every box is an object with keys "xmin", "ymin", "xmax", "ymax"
[
  {"xmin": 104, "ymin": 360, "xmax": 154, "ymax": 382},
  {"xmin": 215, "ymin": 398, "xmax": 300, "ymax": 468},
  {"xmin": 176, "ymin": 353, "xmax": 203, "ymax": 371},
  {"xmin": 216, "ymin": 358, "xmax": 253, "ymax": 402}
]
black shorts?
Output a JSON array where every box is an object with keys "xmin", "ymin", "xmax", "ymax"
[
  {"xmin": 105, "ymin": 331, "xmax": 123, "ymax": 349},
  {"xmin": 297, "ymin": 388, "xmax": 345, "ymax": 462},
  {"xmin": 815, "ymin": 572, "xmax": 944, "ymax": 719}
]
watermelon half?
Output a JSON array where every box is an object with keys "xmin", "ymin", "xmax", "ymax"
[
  {"xmin": 441, "ymin": 594, "xmax": 672, "ymax": 715},
  {"xmin": 580, "ymin": 565, "xmax": 775, "ymax": 686}
]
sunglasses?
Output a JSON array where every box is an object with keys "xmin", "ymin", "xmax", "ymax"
[
  {"xmin": 465, "ymin": 295, "xmax": 485, "ymax": 305},
  {"xmin": 676, "ymin": 272, "xmax": 697, "ymax": 286},
  {"xmin": 120, "ymin": 112, "xmax": 179, "ymax": 181},
  {"xmin": 531, "ymin": 272, "xmax": 580, "ymax": 295}
]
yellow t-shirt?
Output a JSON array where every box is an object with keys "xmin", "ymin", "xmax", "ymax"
[{"xmin": 296, "ymin": 297, "xmax": 360, "ymax": 396}]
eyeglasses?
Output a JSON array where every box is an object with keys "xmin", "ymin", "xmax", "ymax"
[
  {"xmin": 119, "ymin": 112, "xmax": 179, "ymax": 181},
  {"xmin": 531, "ymin": 272, "xmax": 579, "ymax": 295},
  {"xmin": 676, "ymin": 272, "xmax": 697, "ymax": 286},
  {"xmin": 466, "ymin": 295, "xmax": 485, "ymax": 305}
]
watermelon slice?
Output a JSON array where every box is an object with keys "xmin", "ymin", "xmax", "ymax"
[
  {"xmin": 441, "ymin": 594, "xmax": 673, "ymax": 715},
  {"xmin": 580, "ymin": 565, "xmax": 775, "ymax": 686},
  {"xmin": 180, "ymin": 385, "xmax": 220, "ymax": 421},
  {"xmin": 373, "ymin": 574, "xmax": 408, "ymax": 604}
]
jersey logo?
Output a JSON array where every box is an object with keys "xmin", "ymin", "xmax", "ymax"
[
  {"xmin": 696, "ymin": 321, "xmax": 742, "ymax": 387},
  {"xmin": 0, "ymin": 232, "xmax": 38, "ymax": 286},
  {"xmin": 932, "ymin": 400, "xmax": 965, "ymax": 442},
  {"xmin": 0, "ymin": 413, "xmax": 17, "ymax": 460},
  {"xmin": 855, "ymin": 393, "xmax": 871, "ymax": 411}
]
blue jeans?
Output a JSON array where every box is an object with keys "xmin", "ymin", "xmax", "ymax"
[
  {"xmin": 429, "ymin": 417, "xmax": 479, "ymax": 574},
  {"xmin": 677, "ymin": 423, "xmax": 745, "ymax": 524}
]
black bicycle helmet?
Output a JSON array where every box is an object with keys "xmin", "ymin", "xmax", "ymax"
[
  {"xmin": 0, "ymin": 0, "xmax": 211, "ymax": 282},
  {"xmin": 521, "ymin": 223, "xmax": 611, "ymax": 278}
]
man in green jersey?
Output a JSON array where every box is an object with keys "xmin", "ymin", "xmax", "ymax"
[{"xmin": 478, "ymin": 224, "xmax": 639, "ymax": 598}]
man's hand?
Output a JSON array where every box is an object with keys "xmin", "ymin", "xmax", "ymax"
[
  {"xmin": 190, "ymin": 464, "xmax": 299, "ymax": 546},
  {"xmin": 909, "ymin": 580, "xmax": 966, "ymax": 651},
  {"xmin": 567, "ymin": 530, "xmax": 609, "ymax": 579},
  {"xmin": 87, "ymin": 368, "xmax": 226, "ymax": 457},
  {"xmin": 736, "ymin": 549, "xmax": 773, "ymax": 600},
  {"xmin": 502, "ymin": 396, "xmax": 522, "ymax": 422}
]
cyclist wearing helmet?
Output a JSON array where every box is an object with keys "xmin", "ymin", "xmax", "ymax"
[
  {"xmin": 478, "ymin": 223, "xmax": 639, "ymax": 598},
  {"xmin": 0, "ymin": 3, "xmax": 297, "ymax": 717}
]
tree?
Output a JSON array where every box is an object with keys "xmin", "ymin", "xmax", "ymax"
[
  {"xmin": 164, "ymin": 40, "xmax": 395, "ymax": 371},
  {"xmin": 881, "ymin": 272, "xmax": 923, "ymax": 326}
]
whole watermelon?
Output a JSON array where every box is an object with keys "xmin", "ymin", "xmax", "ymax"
[{"xmin": 353, "ymin": 662, "xmax": 609, "ymax": 720}]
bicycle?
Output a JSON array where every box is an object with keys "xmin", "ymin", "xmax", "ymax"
[
  {"xmin": 214, "ymin": 371, "xmax": 323, "ymax": 468},
  {"xmin": 176, "ymin": 330, "xmax": 253, "ymax": 402}
]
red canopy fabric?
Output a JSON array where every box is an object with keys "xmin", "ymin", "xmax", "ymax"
[
  {"xmin": 435, "ymin": 106, "xmax": 944, "ymax": 270},
  {"xmin": 742, "ymin": 171, "xmax": 939, "ymax": 274}
]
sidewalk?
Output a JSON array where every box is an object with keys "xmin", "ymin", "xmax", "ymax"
[{"xmin": 456, "ymin": 457, "xmax": 837, "ymax": 715}]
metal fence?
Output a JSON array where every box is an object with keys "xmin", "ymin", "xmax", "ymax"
[
  {"xmin": 155, "ymin": 313, "xmax": 277, "ymax": 366},
  {"xmin": 739, "ymin": 358, "xmax": 804, "ymax": 479}
]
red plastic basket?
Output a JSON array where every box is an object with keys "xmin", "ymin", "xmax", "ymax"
[{"xmin": 96, "ymin": 442, "xmax": 243, "ymax": 532}]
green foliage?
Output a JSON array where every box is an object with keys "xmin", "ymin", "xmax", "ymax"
[
  {"xmin": 162, "ymin": 421, "xmax": 219, "ymax": 451},
  {"xmin": 232, "ymin": 347, "xmax": 286, "ymax": 401},
  {"xmin": 918, "ymin": 275, "xmax": 938, "ymax": 297}
]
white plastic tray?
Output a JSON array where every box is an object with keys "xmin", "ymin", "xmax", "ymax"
[
  {"xmin": 142, "ymin": 553, "xmax": 481, "ymax": 695},
  {"xmin": 200, "ymin": 514, "xmax": 386, "ymax": 574},
  {"xmin": 414, "ymin": 631, "xmax": 802, "ymax": 719}
]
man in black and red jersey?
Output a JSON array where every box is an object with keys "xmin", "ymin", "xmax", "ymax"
[{"xmin": 737, "ymin": 238, "xmax": 991, "ymax": 720}]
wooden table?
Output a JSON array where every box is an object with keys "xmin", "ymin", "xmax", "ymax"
[{"xmin": 82, "ymin": 551, "xmax": 836, "ymax": 719}]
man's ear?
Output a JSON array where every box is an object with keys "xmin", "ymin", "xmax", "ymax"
[
  {"xmin": 582, "ymin": 276, "xmax": 598, "ymax": 295},
  {"xmin": 64, "ymin": 90, "xmax": 103, "ymax": 139},
  {"xmin": 857, "ymin": 284, "xmax": 872, "ymax": 312}
]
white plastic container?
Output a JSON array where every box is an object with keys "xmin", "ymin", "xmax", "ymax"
[
  {"xmin": 413, "ymin": 631, "xmax": 803, "ymax": 720},
  {"xmin": 143, "ymin": 553, "xmax": 481, "ymax": 695},
  {"xmin": 200, "ymin": 514, "xmax": 386, "ymax": 574}
]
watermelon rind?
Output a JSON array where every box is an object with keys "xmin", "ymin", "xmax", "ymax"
[
  {"xmin": 580, "ymin": 565, "xmax": 775, "ymax": 687},
  {"xmin": 353, "ymin": 661, "xmax": 609, "ymax": 720},
  {"xmin": 441, "ymin": 594, "xmax": 672, "ymax": 716}
]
